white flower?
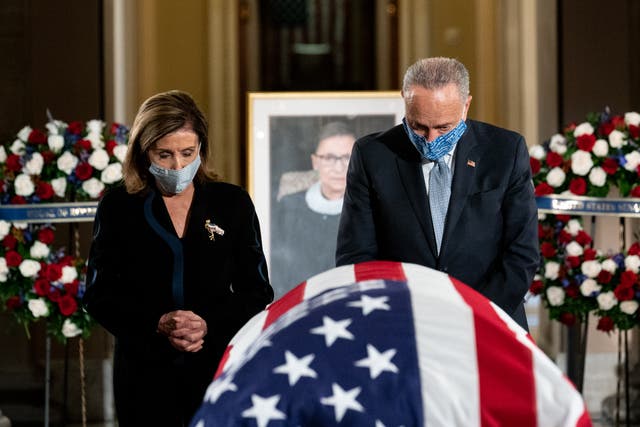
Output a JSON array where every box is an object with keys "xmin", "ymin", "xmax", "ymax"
[
  {"xmin": 10, "ymin": 139, "xmax": 26, "ymax": 155},
  {"xmin": 86, "ymin": 119, "xmax": 104, "ymax": 135},
  {"xmin": 581, "ymin": 260, "xmax": 602, "ymax": 278},
  {"xmin": 529, "ymin": 145, "xmax": 546, "ymax": 160},
  {"xmin": 101, "ymin": 163, "xmax": 123, "ymax": 184},
  {"xmin": 48, "ymin": 134, "xmax": 65, "ymax": 153},
  {"xmin": 566, "ymin": 241, "xmax": 584, "ymax": 257},
  {"xmin": 574, "ymin": 122, "xmax": 595, "ymax": 137},
  {"xmin": 609, "ymin": 130, "xmax": 627, "ymax": 149},
  {"xmin": 60, "ymin": 265, "xmax": 78, "ymax": 284},
  {"xmin": 571, "ymin": 150, "xmax": 594, "ymax": 176},
  {"xmin": 62, "ymin": 319, "xmax": 82, "ymax": 338},
  {"xmin": 597, "ymin": 291, "xmax": 617, "ymax": 311},
  {"xmin": 28, "ymin": 298, "xmax": 49, "ymax": 318},
  {"xmin": 565, "ymin": 219, "xmax": 583, "ymax": 236},
  {"xmin": 593, "ymin": 139, "xmax": 609, "ymax": 157},
  {"xmin": 14, "ymin": 174, "xmax": 35, "ymax": 197},
  {"xmin": 602, "ymin": 259, "xmax": 618, "ymax": 273},
  {"xmin": 57, "ymin": 151, "xmax": 79, "ymax": 175},
  {"xmin": 0, "ymin": 221, "xmax": 10, "ymax": 240},
  {"xmin": 625, "ymin": 112, "xmax": 640, "ymax": 127},
  {"xmin": 624, "ymin": 151, "xmax": 640, "ymax": 172},
  {"xmin": 30, "ymin": 241, "xmax": 50, "ymax": 259},
  {"xmin": 19, "ymin": 259, "xmax": 41, "ymax": 278},
  {"xmin": 17, "ymin": 126, "xmax": 32, "ymax": 141},
  {"xmin": 22, "ymin": 152, "xmax": 44, "ymax": 175},
  {"xmin": 545, "ymin": 261, "xmax": 560, "ymax": 280},
  {"xmin": 82, "ymin": 178, "xmax": 105, "ymax": 199},
  {"xmin": 88, "ymin": 148, "xmax": 110, "ymax": 171},
  {"xmin": 580, "ymin": 279, "xmax": 601, "ymax": 296},
  {"xmin": 86, "ymin": 120, "xmax": 105, "ymax": 149},
  {"xmin": 13, "ymin": 222, "xmax": 27, "ymax": 230},
  {"xmin": 0, "ymin": 146, "xmax": 6, "ymax": 163},
  {"xmin": 588, "ymin": 166, "xmax": 606, "ymax": 187},
  {"xmin": 51, "ymin": 177, "xmax": 67, "ymax": 198},
  {"xmin": 546, "ymin": 286, "xmax": 565, "ymax": 306},
  {"xmin": 538, "ymin": 212, "xmax": 547, "ymax": 221},
  {"xmin": 625, "ymin": 255, "xmax": 640, "ymax": 273},
  {"xmin": 621, "ymin": 300, "xmax": 639, "ymax": 315},
  {"xmin": 85, "ymin": 132, "xmax": 104, "ymax": 149},
  {"xmin": 547, "ymin": 167, "xmax": 566, "ymax": 187},
  {"xmin": 0, "ymin": 258, "xmax": 8, "ymax": 282},
  {"xmin": 113, "ymin": 144, "xmax": 128, "ymax": 163},
  {"xmin": 549, "ymin": 134, "xmax": 567, "ymax": 154}
]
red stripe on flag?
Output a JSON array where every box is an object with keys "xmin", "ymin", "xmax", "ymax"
[
  {"xmin": 354, "ymin": 261, "xmax": 407, "ymax": 282},
  {"xmin": 451, "ymin": 277, "xmax": 537, "ymax": 427},
  {"xmin": 264, "ymin": 282, "xmax": 306, "ymax": 329},
  {"xmin": 214, "ymin": 344, "xmax": 233, "ymax": 379}
]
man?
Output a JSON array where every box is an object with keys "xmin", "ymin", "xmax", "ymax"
[
  {"xmin": 336, "ymin": 57, "xmax": 539, "ymax": 329},
  {"xmin": 271, "ymin": 121, "xmax": 356, "ymax": 297}
]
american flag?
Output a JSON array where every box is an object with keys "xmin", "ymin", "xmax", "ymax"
[{"xmin": 191, "ymin": 261, "xmax": 592, "ymax": 427}]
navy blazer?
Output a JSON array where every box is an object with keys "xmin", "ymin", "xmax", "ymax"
[{"xmin": 336, "ymin": 120, "xmax": 539, "ymax": 328}]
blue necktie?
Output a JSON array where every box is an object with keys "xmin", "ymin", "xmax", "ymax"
[{"xmin": 429, "ymin": 158, "xmax": 451, "ymax": 255}]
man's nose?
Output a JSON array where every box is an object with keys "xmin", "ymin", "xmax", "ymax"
[{"xmin": 426, "ymin": 129, "xmax": 440, "ymax": 142}]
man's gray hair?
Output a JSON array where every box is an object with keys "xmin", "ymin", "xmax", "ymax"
[{"xmin": 402, "ymin": 57, "xmax": 470, "ymax": 102}]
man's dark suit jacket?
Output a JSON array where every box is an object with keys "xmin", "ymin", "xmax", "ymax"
[{"xmin": 336, "ymin": 120, "xmax": 539, "ymax": 329}]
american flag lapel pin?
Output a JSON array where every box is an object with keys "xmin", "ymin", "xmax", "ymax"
[
  {"xmin": 204, "ymin": 219, "xmax": 225, "ymax": 241},
  {"xmin": 467, "ymin": 159, "xmax": 476, "ymax": 167}
]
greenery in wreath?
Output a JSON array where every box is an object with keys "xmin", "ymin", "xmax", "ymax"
[
  {"xmin": 528, "ymin": 110, "xmax": 640, "ymax": 332},
  {"xmin": 0, "ymin": 119, "xmax": 129, "ymax": 341}
]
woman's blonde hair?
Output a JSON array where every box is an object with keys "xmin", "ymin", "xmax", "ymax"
[{"xmin": 123, "ymin": 90, "xmax": 217, "ymax": 194}]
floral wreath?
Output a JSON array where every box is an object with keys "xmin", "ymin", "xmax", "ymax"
[
  {"xmin": 528, "ymin": 110, "xmax": 640, "ymax": 332},
  {"xmin": 0, "ymin": 119, "xmax": 129, "ymax": 341}
]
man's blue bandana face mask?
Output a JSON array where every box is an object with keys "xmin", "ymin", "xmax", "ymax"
[
  {"xmin": 149, "ymin": 152, "xmax": 201, "ymax": 195},
  {"xmin": 402, "ymin": 118, "xmax": 467, "ymax": 161}
]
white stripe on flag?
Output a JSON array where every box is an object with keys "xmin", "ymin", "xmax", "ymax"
[{"xmin": 303, "ymin": 264, "xmax": 356, "ymax": 299}]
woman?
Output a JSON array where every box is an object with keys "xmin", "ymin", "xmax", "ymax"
[{"xmin": 83, "ymin": 90, "xmax": 273, "ymax": 426}]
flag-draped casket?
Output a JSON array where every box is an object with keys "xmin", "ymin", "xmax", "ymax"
[{"xmin": 191, "ymin": 261, "xmax": 591, "ymax": 427}]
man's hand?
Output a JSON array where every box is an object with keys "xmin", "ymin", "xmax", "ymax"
[{"xmin": 157, "ymin": 310, "xmax": 208, "ymax": 352}]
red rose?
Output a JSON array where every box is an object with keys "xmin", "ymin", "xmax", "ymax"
[
  {"xmin": 569, "ymin": 178, "xmax": 587, "ymax": 195},
  {"xmin": 576, "ymin": 134, "xmax": 596, "ymax": 152},
  {"xmin": 37, "ymin": 227, "xmax": 55, "ymax": 245},
  {"xmin": 546, "ymin": 152, "xmax": 563, "ymax": 168},
  {"xmin": 564, "ymin": 123, "xmax": 577, "ymax": 134},
  {"xmin": 566, "ymin": 285, "xmax": 580, "ymax": 298},
  {"xmin": 538, "ymin": 223, "xmax": 544, "ymax": 238},
  {"xmin": 6, "ymin": 154, "xmax": 22, "ymax": 172},
  {"xmin": 540, "ymin": 242, "xmax": 557, "ymax": 258},
  {"xmin": 566, "ymin": 256, "xmax": 581, "ymax": 268},
  {"xmin": 576, "ymin": 230, "xmax": 592, "ymax": 246},
  {"xmin": 629, "ymin": 125, "xmax": 640, "ymax": 139},
  {"xmin": 44, "ymin": 263, "xmax": 62, "ymax": 282},
  {"xmin": 106, "ymin": 140, "xmax": 118, "ymax": 156},
  {"xmin": 28, "ymin": 129, "xmax": 47, "ymax": 144},
  {"xmin": 68, "ymin": 121, "xmax": 83, "ymax": 135},
  {"xmin": 583, "ymin": 248, "xmax": 597, "ymax": 261},
  {"xmin": 48, "ymin": 288, "xmax": 61, "ymax": 302},
  {"xmin": 597, "ymin": 316, "xmax": 615, "ymax": 333},
  {"xmin": 110, "ymin": 122, "xmax": 121, "ymax": 135},
  {"xmin": 6, "ymin": 296, "xmax": 21, "ymax": 310},
  {"xmin": 597, "ymin": 270, "xmax": 613, "ymax": 284},
  {"xmin": 602, "ymin": 158, "xmax": 619, "ymax": 175},
  {"xmin": 529, "ymin": 158, "xmax": 541, "ymax": 175},
  {"xmin": 560, "ymin": 312, "xmax": 576, "ymax": 326},
  {"xmin": 75, "ymin": 139, "xmax": 92, "ymax": 152},
  {"xmin": 611, "ymin": 115, "xmax": 626, "ymax": 130},
  {"xmin": 620, "ymin": 270, "xmax": 637, "ymax": 288},
  {"xmin": 614, "ymin": 285, "xmax": 635, "ymax": 301},
  {"xmin": 535, "ymin": 182, "xmax": 555, "ymax": 196},
  {"xmin": 558, "ymin": 230, "xmax": 573, "ymax": 244},
  {"xmin": 598, "ymin": 121, "xmax": 614, "ymax": 137},
  {"xmin": 628, "ymin": 243, "xmax": 640, "ymax": 256},
  {"xmin": 2, "ymin": 234, "xmax": 17, "ymax": 250},
  {"xmin": 58, "ymin": 294, "xmax": 78, "ymax": 316},
  {"xmin": 35, "ymin": 182, "xmax": 54, "ymax": 200},
  {"xmin": 10, "ymin": 196, "xmax": 26, "ymax": 204},
  {"xmin": 64, "ymin": 280, "xmax": 79, "ymax": 296},
  {"xmin": 529, "ymin": 280, "xmax": 544, "ymax": 295},
  {"xmin": 5, "ymin": 250, "xmax": 22, "ymax": 267},
  {"xmin": 59, "ymin": 255, "xmax": 75, "ymax": 266},
  {"xmin": 556, "ymin": 215, "xmax": 571, "ymax": 223},
  {"xmin": 631, "ymin": 186, "xmax": 640, "ymax": 198},
  {"xmin": 34, "ymin": 278, "xmax": 50, "ymax": 297},
  {"xmin": 41, "ymin": 151, "xmax": 56, "ymax": 164},
  {"xmin": 75, "ymin": 162, "xmax": 93, "ymax": 180}
]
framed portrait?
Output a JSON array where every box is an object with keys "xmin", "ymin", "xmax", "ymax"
[{"xmin": 248, "ymin": 91, "xmax": 404, "ymax": 299}]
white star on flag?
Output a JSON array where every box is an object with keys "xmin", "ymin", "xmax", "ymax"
[
  {"xmin": 203, "ymin": 374, "xmax": 237, "ymax": 403},
  {"xmin": 354, "ymin": 343, "xmax": 399, "ymax": 379},
  {"xmin": 320, "ymin": 383, "xmax": 365, "ymax": 422},
  {"xmin": 347, "ymin": 294, "xmax": 391, "ymax": 315},
  {"xmin": 241, "ymin": 394, "xmax": 286, "ymax": 427},
  {"xmin": 273, "ymin": 350, "xmax": 318, "ymax": 386},
  {"xmin": 310, "ymin": 315, "xmax": 354, "ymax": 347}
]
